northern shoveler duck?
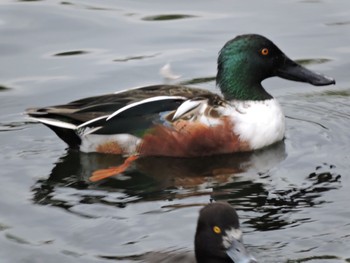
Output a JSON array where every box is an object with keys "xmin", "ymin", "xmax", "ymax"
[{"xmin": 27, "ymin": 34, "xmax": 335, "ymax": 181}]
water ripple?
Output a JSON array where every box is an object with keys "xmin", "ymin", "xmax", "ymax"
[
  {"xmin": 53, "ymin": 50, "xmax": 90, "ymax": 57},
  {"xmin": 142, "ymin": 14, "xmax": 197, "ymax": 21}
]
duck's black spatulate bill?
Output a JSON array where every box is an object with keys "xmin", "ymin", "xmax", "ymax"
[{"xmin": 276, "ymin": 55, "xmax": 336, "ymax": 86}]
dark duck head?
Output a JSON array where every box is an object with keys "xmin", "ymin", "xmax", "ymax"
[
  {"xmin": 195, "ymin": 202, "xmax": 257, "ymax": 263},
  {"xmin": 216, "ymin": 34, "xmax": 335, "ymax": 101}
]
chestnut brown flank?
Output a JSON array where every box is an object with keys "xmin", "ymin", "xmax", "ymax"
[
  {"xmin": 96, "ymin": 141, "xmax": 124, "ymax": 154},
  {"xmin": 139, "ymin": 117, "xmax": 250, "ymax": 157}
]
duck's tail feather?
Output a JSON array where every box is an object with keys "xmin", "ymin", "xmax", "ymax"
[
  {"xmin": 27, "ymin": 108, "xmax": 81, "ymax": 149},
  {"xmin": 45, "ymin": 124, "xmax": 81, "ymax": 149}
]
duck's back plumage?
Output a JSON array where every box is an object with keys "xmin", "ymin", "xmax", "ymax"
[
  {"xmin": 28, "ymin": 85, "xmax": 213, "ymax": 124},
  {"xmin": 27, "ymin": 85, "xmax": 215, "ymax": 149}
]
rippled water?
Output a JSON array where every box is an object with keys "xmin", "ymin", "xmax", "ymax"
[{"xmin": 1, "ymin": 0, "xmax": 350, "ymax": 262}]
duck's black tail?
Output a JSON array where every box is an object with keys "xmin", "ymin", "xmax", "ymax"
[{"xmin": 26, "ymin": 107, "xmax": 82, "ymax": 149}]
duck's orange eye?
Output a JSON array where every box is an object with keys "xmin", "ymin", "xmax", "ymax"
[
  {"xmin": 213, "ymin": 226, "xmax": 221, "ymax": 234},
  {"xmin": 261, "ymin": 48, "xmax": 269, "ymax": 56}
]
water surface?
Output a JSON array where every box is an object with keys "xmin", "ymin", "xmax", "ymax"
[{"xmin": 0, "ymin": 0, "xmax": 350, "ymax": 262}]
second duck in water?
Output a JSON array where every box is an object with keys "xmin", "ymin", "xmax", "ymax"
[
  {"xmin": 194, "ymin": 202, "xmax": 256, "ymax": 263},
  {"xmin": 133, "ymin": 202, "xmax": 256, "ymax": 263}
]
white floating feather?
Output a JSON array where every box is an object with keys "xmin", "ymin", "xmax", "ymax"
[{"xmin": 160, "ymin": 63, "xmax": 182, "ymax": 80}]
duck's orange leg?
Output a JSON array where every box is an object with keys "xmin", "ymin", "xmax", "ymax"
[{"xmin": 89, "ymin": 155, "xmax": 139, "ymax": 182}]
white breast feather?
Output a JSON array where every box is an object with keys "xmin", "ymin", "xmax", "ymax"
[{"xmin": 230, "ymin": 99, "xmax": 285, "ymax": 150}]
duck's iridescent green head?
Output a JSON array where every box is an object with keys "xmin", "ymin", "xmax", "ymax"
[{"xmin": 216, "ymin": 34, "xmax": 335, "ymax": 101}]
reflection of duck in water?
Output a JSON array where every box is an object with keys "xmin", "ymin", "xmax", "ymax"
[
  {"xmin": 32, "ymin": 147, "xmax": 340, "ymax": 233},
  {"xmin": 26, "ymin": 34, "xmax": 335, "ymax": 181},
  {"xmin": 31, "ymin": 142, "xmax": 286, "ymax": 212},
  {"xmin": 37, "ymin": 141, "xmax": 286, "ymax": 190},
  {"xmin": 132, "ymin": 142, "xmax": 286, "ymax": 188}
]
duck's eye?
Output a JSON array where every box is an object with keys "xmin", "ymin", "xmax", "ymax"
[
  {"xmin": 213, "ymin": 226, "xmax": 222, "ymax": 234},
  {"xmin": 260, "ymin": 48, "xmax": 269, "ymax": 56}
]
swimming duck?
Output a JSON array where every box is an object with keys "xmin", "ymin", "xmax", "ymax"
[
  {"xmin": 27, "ymin": 34, "xmax": 335, "ymax": 181},
  {"xmin": 132, "ymin": 202, "xmax": 255, "ymax": 263},
  {"xmin": 194, "ymin": 202, "xmax": 256, "ymax": 263}
]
